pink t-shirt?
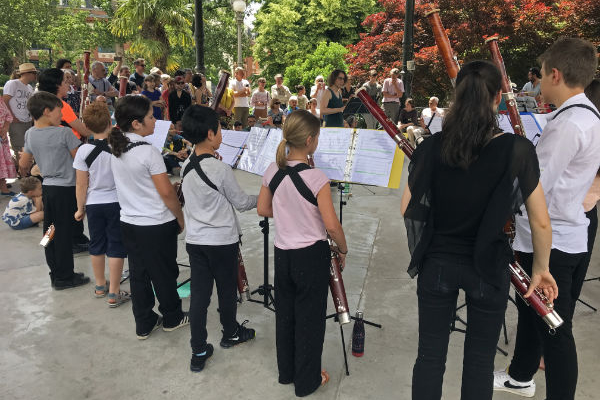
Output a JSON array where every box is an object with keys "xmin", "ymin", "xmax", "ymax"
[{"xmin": 262, "ymin": 161, "xmax": 330, "ymax": 250}]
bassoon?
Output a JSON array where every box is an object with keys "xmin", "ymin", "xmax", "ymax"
[
  {"xmin": 118, "ymin": 75, "xmax": 128, "ymax": 98},
  {"xmin": 307, "ymin": 155, "xmax": 351, "ymax": 325},
  {"xmin": 79, "ymin": 51, "xmax": 91, "ymax": 115},
  {"xmin": 424, "ymin": 9, "xmax": 460, "ymax": 87},
  {"xmin": 485, "ymin": 36, "xmax": 524, "ymax": 136},
  {"xmin": 486, "ymin": 36, "xmax": 562, "ymax": 331},
  {"xmin": 356, "ymin": 89, "xmax": 563, "ymax": 331},
  {"xmin": 237, "ymin": 246, "xmax": 251, "ymax": 301}
]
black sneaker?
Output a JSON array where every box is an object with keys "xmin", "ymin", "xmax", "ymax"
[
  {"xmin": 163, "ymin": 312, "xmax": 190, "ymax": 332},
  {"xmin": 190, "ymin": 344, "xmax": 214, "ymax": 372},
  {"xmin": 72, "ymin": 243, "xmax": 89, "ymax": 254},
  {"xmin": 54, "ymin": 273, "xmax": 90, "ymax": 290},
  {"xmin": 220, "ymin": 320, "xmax": 255, "ymax": 348},
  {"xmin": 137, "ymin": 316, "xmax": 163, "ymax": 340}
]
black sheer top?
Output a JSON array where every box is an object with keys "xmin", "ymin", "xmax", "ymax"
[{"xmin": 404, "ymin": 133, "xmax": 540, "ymax": 287}]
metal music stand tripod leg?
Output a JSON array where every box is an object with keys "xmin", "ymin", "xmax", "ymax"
[
  {"xmin": 324, "ymin": 183, "xmax": 383, "ymax": 375},
  {"xmin": 451, "ymin": 302, "xmax": 508, "ymax": 356},
  {"xmin": 248, "ymin": 217, "xmax": 275, "ymax": 312},
  {"xmin": 577, "ymin": 276, "xmax": 599, "ymax": 312}
]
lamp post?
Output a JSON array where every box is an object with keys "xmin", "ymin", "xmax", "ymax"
[{"xmin": 232, "ymin": 0, "xmax": 246, "ymax": 68}]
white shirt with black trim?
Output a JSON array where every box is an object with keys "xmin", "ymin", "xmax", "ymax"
[
  {"xmin": 73, "ymin": 142, "xmax": 119, "ymax": 205},
  {"xmin": 514, "ymin": 93, "xmax": 600, "ymax": 254},
  {"xmin": 110, "ymin": 133, "xmax": 175, "ymax": 226}
]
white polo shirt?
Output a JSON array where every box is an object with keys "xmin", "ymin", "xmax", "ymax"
[
  {"xmin": 73, "ymin": 141, "xmax": 119, "ymax": 205},
  {"xmin": 110, "ymin": 133, "xmax": 175, "ymax": 226},
  {"xmin": 514, "ymin": 93, "xmax": 600, "ymax": 253}
]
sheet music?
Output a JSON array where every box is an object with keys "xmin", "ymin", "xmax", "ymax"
[
  {"xmin": 520, "ymin": 113, "xmax": 543, "ymax": 145},
  {"xmin": 533, "ymin": 113, "xmax": 547, "ymax": 131},
  {"xmin": 313, "ymin": 128, "xmax": 353, "ymax": 181},
  {"xmin": 219, "ymin": 130, "xmax": 250, "ymax": 167},
  {"xmin": 145, "ymin": 120, "xmax": 172, "ymax": 151},
  {"xmin": 424, "ymin": 115, "xmax": 443, "ymax": 135},
  {"xmin": 497, "ymin": 113, "xmax": 515, "ymax": 134},
  {"xmin": 252, "ymin": 129, "xmax": 282, "ymax": 175},
  {"xmin": 349, "ymin": 129, "xmax": 397, "ymax": 187},
  {"xmin": 238, "ymin": 127, "xmax": 270, "ymax": 173}
]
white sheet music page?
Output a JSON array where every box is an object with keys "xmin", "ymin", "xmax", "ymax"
[
  {"xmin": 497, "ymin": 113, "xmax": 515, "ymax": 134},
  {"xmin": 349, "ymin": 129, "xmax": 397, "ymax": 187},
  {"xmin": 219, "ymin": 130, "xmax": 250, "ymax": 167},
  {"xmin": 145, "ymin": 119, "xmax": 172, "ymax": 151},
  {"xmin": 520, "ymin": 113, "xmax": 543, "ymax": 145},
  {"xmin": 252, "ymin": 128, "xmax": 283, "ymax": 176},
  {"xmin": 238, "ymin": 127, "xmax": 270, "ymax": 173},
  {"xmin": 313, "ymin": 127, "xmax": 353, "ymax": 181}
]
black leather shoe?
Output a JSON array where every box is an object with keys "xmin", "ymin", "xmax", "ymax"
[{"xmin": 54, "ymin": 274, "xmax": 90, "ymax": 290}]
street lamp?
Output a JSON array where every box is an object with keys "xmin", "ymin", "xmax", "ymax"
[{"xmin": 232, "ymin": 0, "xmax": 246, "ymax": 67}]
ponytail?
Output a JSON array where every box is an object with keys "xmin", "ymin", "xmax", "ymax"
[
  {"xmin": 109, "ymin": 127, "xmax": 130, "ymax": 158},
  {"xmin": 276, "ymin": 139, "xmax": 288, "ymax": 169},
  {"xmin": 441, "ymin": 60, "xmax": 502, "ymax": 169},
  {"xmin": 110, "ymin": 95, "xmax": 152, "ymax": 157},
  {"xmin": 277, "ymin": 110, "xmax": 320, "ymax": 170}
]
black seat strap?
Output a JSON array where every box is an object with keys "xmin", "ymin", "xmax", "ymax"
[
  {"xmin": 182, "ymin": 153, "xmax": 218, "ymax": 192},
  {"xmin": 551, "ymin": 104, "xmax": 600, "ymax": 121},
  {"xmin": 268, "ymin": 163, "xmax": 318, "ymax": 207},
  {"xmin": 84, "ymin": 139, "xmax": 112, "ymax": 168}
]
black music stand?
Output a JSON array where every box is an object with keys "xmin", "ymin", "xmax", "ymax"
[
  {"xmin": 343, "ymin": 98, "xmax": 370, "ymax": 129},
  {"xmin": 577, "ymin": 276, "xmax": 599, "ymax": 312},
  {"xmin": 325, "ymin": 182, "xmax": 383, "ymax": 375},
  {"xmin": 248, "ymin": 217, "xmax": 276, "ymax": 312}
]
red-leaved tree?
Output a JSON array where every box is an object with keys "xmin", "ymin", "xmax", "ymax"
[{"xmin": 347, "ymin": 0, "xmax": 600, "ymax": 105}]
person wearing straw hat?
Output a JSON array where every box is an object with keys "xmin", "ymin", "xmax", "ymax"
[{"xmin": 2, "ymin": 63, "xmax": 37, "ymax": 167}]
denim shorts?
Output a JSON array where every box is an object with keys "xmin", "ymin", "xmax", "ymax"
[{"xmin": 9, "ymin": 215, "xmax": 35, "ymax": 230}]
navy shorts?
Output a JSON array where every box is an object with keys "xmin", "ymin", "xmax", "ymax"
[{"xmin": 86, "ymin": 202, "xmax": 127, "ymax": 258}]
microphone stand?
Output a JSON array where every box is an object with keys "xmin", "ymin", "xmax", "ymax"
[{"xmin": 325, "ymin": 182, "xmax": 382, "ymax": 376}]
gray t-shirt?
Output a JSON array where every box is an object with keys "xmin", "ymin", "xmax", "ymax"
[
  {"xmin": 23, "ymin": 126, "xmax": 81, "ymax": 186},
  {"xmin": 181, "ymin": 156, "xmax": 257, "ymax": 246}
]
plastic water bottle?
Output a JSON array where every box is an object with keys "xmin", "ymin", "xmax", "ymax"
[{"xmin": 352, "ymin": 311, "xmax": 365, "ymax": 357}]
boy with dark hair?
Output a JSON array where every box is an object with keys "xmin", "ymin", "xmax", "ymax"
[
  {"xmin": 180, "ymin": 105, "xmax": 257, "ymax": 372},
  {"xmin": 494, "ymin": 37, "xmax": 600, "ymax": 400},
  {"xmin": 19, "ymin": 92, "xmax": 90, "ymax": 289}
]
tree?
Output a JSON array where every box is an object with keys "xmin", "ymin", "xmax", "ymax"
[
  {"xmin": 253, "ymin": 0, "xmax": 378, "ymax": 82},
  {"xmin": 284, "ymin": 42, "xmax": 348, "ymax": 89},
  {"xmin": 111, "ymin": 0, "xmax": 193, "ymax": 71},
  {"xmin": 347, "ymin": 0, "xmax": 600, "ymax": 106}
]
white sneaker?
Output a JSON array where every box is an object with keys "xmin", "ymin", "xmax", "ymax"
[{"xmin": 493, "ymin": 369, "xmax": 536, "ymax": 398}]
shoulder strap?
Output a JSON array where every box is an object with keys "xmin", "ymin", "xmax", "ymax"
[
  {"xmin": 426, "ymin": 112, "xmax": 436, "ymax": 129},
  {"xmin": 182, "ymin": 153, "xmax": 218, "ymax": 192},
  {"xmin": 84, "ymin": 139, "xmax": 112, "ymax": 168},
  {"xmin": 268, "ymin": 163, "xmax": 318, "ymax": 206},
  {"xmin": 124, "ymin": 141, "xmax": 151, "ymax": 152},
  {"xmin": 551, "ymin": 104, "xmax": 600, "ymax": 122}
]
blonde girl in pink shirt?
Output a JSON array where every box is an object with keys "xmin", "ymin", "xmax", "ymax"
[{"xmin": 257, "ymin": 110, "xmax": 348, "ymax": 397}]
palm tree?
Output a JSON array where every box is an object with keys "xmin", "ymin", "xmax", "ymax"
[{"xmin": 111, "ymin": 0, "xmax": 193, "ymax": 71}]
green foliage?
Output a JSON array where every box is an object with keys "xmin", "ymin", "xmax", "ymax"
[
  {"xmin": 111, "ymin": 0, "xmax": 194, "ymax": 71},
  {"xmin": 284, "ymin": 42, "xmax": 348, "ymax": 89},
  {"xmin": 253, "ymin": 0, "xmax": 377, "ymax": 82}
]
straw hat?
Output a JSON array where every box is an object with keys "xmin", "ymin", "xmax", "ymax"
[{"xmin": 18, "ymin": 63, "xmax": 37, "ymax": 74}]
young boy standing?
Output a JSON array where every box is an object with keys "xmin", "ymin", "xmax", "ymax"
[
  {"xmin": 19, "ymin": 92, "xmax": 90, "ymax": 289},
  {"xmin": 2, "ymin": 177, "xmax": 44, "ymax": 229},
  {"xmin": 180, "ymin": 105, "xmax": 257, "ymax": 373},
  {"xmin": 494, "ymin": 38, "xmax": 600, "ymax": 400}
]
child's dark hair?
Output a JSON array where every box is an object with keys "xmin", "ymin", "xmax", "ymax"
[
  {"xmin": 181, "ymin": 105, "xmax": 219, "ymax": 145},
  {"xmin": 38, "ymin": 68, "xmax": 64, "ymax": 95},
  {"xmin": 109, "ymin": 96, "xmax": 152, "ymax": 157},
  {"xmin": 191, "ymin": 73, "xmax": 204, "ymax": 88},
  {"xmin": 295, "ymin": 84, "xmax": 305, "ymax": 92},
  {"xmin": 20, "ymin": 176, "xmax": 41, "ymax": 193},
  {"xmin": 234, "ymin": 121, "xmax": 242, "ymax": 127},
  {"xmin": 27, "ymin": 91, "xmax": 63, "ymax": 120}
]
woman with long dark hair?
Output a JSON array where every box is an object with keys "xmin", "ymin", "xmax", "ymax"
[
  {"xmin": 109, "ymin": 95, "xmax": 188, "ymax": 339},
  {"xmin": 401, "ymin": 60, "xmax": 557, "ymax": 400}
]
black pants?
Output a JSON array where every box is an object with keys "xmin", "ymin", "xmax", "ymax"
[
  {"xmin": 274, "ymin": 240, "xmax": 330, "ymax": 397},
  {"xmin": 572, "ymin": 206, "xmax": 598, "ymax": 306},
  {"xmin": 121, "ymin": 220, "xmax": 183, "ymax": 335},
  {"xmin": 42, "ymin": 185, "xmax": 76, "ymax": 283},
  {"xmin": 412, "ymin": 254, "xmax": 510, "ymax": 400},
  {"xmin": 508, "ymin": 249, "xmax": 586, "ymax": 400},
  {"xmin": 187, "ymin": 242, "xmax": 239, "ymax": 354}
]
